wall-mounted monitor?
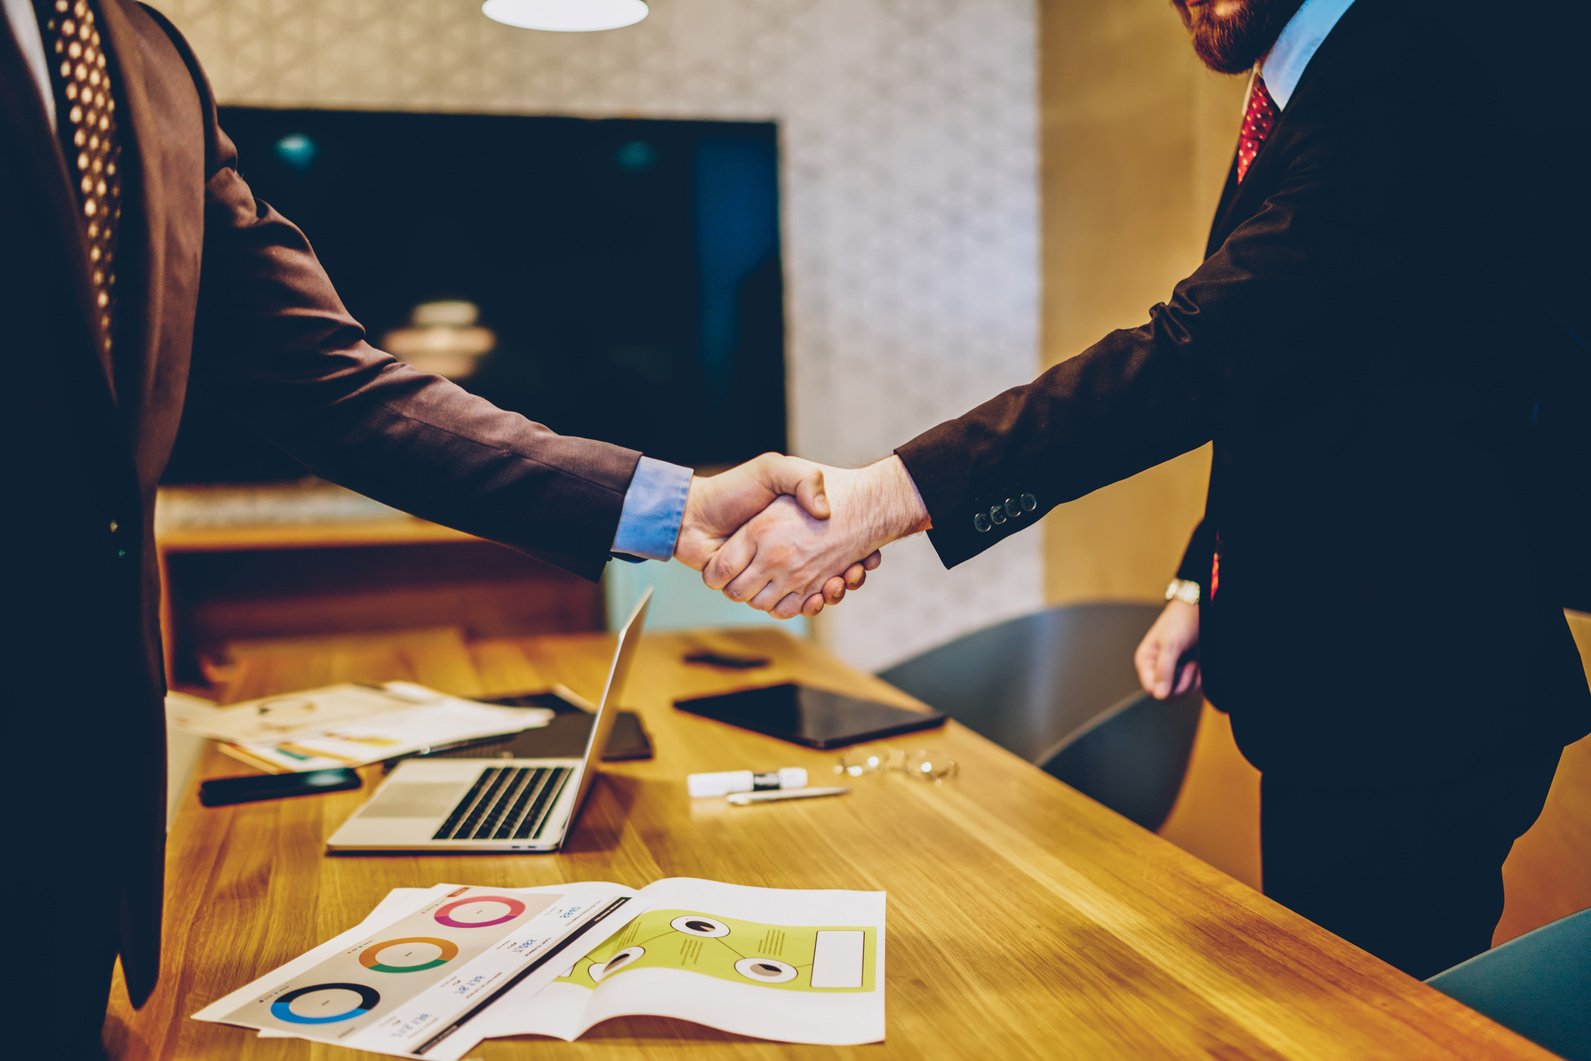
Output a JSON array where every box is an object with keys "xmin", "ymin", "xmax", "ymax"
[{"xmin": 165, "ymin": 107, "xmax": 785, "ymax": 483}]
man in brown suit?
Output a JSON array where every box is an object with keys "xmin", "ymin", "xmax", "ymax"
[{"xmin": 1, "ymin": 1, "xmax": 870, "ymax": 1050}]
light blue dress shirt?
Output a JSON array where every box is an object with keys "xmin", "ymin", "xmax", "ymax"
[
  {"xmin": 3, "ymin": 1, "xmax": 693, "ymax": 565},
  {"xmin": 611, "ymin": 456, "xmax": 693, "ymax": 561},
  {"xmin": 1258, "ymin": 0, "xmax": 1357, "ymax": 110}
]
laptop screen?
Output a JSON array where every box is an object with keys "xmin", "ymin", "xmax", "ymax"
[{"xmin": 564, "ymin": 588, "xmax": 652, "ymax": 821}]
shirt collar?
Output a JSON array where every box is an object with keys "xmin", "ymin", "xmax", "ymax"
[
  {"xmin": 1258, "ymin": 0, "xmax": 1356, "ymax": 110},
  {"xmin": 3, "ymin": 0, "xmax": 56, "ymax": 126}
]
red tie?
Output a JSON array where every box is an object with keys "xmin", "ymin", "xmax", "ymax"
[
  {"xmin": 1236, "ymin": 74, "xmax": 1278, "ymax": 183},
  {"xmin": 1209, "ymin": 76, "xmax": 1277, "ymax": 602}
]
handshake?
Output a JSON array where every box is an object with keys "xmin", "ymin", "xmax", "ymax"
[{"xmin": 673, "ymin": 454, "xmax": 933, "ymax": 619}]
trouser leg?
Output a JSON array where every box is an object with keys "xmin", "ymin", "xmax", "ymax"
[
  {"xmin": 1260, "ymin": 749, "xmax": 1561, "ymax": 979},
  {"xmin": 21, "ymin": 873, "xmax": 117, "ymax": 1058}
]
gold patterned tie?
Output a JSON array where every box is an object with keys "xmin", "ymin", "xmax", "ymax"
[{"xmin": 35, "ymin": 0, "xmax": 123, "ymax": 365}]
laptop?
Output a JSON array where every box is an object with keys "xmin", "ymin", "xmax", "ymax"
[{"xmin": 327, "ymin": 590, "xmax": 651, "ymax": 853}]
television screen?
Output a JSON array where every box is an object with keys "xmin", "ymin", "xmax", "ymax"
[{"xmin": 164, "ymin": 107, "xmax": 786, "ymax": 483}]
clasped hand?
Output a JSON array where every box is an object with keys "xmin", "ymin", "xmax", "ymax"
[{"xmin": 674, "ymin": 454, "xmax": 929, "ymax": 619}]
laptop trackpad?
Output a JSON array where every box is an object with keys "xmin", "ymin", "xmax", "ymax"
[{"xmin": 363, "ymin": 782, "xmax": 468, "ymax": 819}]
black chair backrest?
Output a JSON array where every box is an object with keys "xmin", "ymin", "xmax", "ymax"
[
  {"xmin": 879, "ymin": 602, "xmax": 1203, "ymax": 830},
  {"xmin": 1039, "ymin": 690, "xmax": 1203, "ymax": 831}
]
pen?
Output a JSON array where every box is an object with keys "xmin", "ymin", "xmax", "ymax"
[{"xmin": 726, "ymin": 786, "xmax": 850, "ymax": 806}]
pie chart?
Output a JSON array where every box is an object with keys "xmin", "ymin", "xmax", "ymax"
[
  {"xmin": 434, "ymin": 895, "xmax": 527, "ymax": 929},
  {"xmin": 270, "ymin": 983, "xmax": 381, "ymax": 1025},
  {"xmin": 359, "ymin": 936, "xmax": 459, "ymax": 973}
]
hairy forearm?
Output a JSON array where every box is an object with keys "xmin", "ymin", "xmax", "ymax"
[{"xmin": 852, "ymin": 455, "xmax": 932, "ymax": 548}]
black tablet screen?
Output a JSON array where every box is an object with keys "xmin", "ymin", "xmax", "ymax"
[{"xmin": 673, "ymin": 683, "xmax": 946, "ymax": 749}]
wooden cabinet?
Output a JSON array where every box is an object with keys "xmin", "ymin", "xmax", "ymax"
[{"xmin": 157, "ymin": 494, "xmax": 603, "ymax": 683}]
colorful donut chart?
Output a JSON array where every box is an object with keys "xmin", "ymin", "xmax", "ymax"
[
  {"xmin": 358, "ymin": 936, "xmax": 460, "ymax": 973},
  {"xmin": 434, "ymin": 895, "xmax": 527, "ymax": 929},
  {"xmin": 270, "ymin": 983, "xmax": 381, "ymax": 1025}
]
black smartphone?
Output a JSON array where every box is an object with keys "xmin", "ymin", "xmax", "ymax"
[
  {"xmin": 683, "ymin": 650, "xmax": 771, "ymax": 670},
  {"xmin": 198, "ymin": 768, "xmax": 362, "ymax": 807}
]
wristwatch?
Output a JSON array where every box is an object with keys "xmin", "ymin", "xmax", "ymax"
[{"xmin": 1164, "ymin": 578, "xmax": 1201, "ymax": 605}]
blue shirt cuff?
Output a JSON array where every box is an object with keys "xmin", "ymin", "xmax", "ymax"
[{"xmin": 611, "ymin": 456, "xmax": 692, "ymax": 562}]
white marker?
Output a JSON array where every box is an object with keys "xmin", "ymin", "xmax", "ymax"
[
  {"xmin": 727, "ymin": 786, "xmax": 850, "ymax": 806},
  {"xmin": 688, "ymin": 767, "xmax": 808, "ymax": 799}
]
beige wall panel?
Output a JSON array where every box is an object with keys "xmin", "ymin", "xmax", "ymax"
[{"xmin": 1038, "ymin": 0, "xmax": 1243, "ymax": 604}]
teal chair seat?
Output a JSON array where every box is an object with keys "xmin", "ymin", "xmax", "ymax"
[{"xmin": 1426, "ymin": 906, "xmax": 1590, "ymax": 1060}]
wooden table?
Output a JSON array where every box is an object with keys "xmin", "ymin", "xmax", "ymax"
[{"xmin": 106, "ymin": 628, "xmax": 1547, "ymax": 1059}]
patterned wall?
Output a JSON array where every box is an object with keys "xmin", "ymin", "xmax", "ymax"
[{"xmin": 158, "ymin": 0, "xmax": 1043, "ymax": 671}]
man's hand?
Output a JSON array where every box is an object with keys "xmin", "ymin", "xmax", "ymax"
[
  {"xmin": 702, "ymin": 456, "xmax": 929, "ymax": 620},
  {"xmin": 675, "ymin": 453, "xmax": 878, "ymax": 616},
  {"xmin": 1134, "ymin": 599, "xmax": 1201, "ymax": 700}
]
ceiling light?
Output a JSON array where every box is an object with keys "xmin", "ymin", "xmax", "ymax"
[{"xmin": 481, "ymin": 0, "xmax": 648, "ymax": 32}]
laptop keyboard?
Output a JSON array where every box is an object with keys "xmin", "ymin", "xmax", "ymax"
[{"xmin": 432, "ymin": 766, "xmax": 573, "ymax": 842}]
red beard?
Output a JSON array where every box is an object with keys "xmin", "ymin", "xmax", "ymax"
[{"xmin": 1171, "ymin": 0, "xmax": 1306, "ymax": 74}]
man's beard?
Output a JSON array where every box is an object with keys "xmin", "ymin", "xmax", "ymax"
[{"xmin": 1173, "ymin": 0, "xmax": 1306, "ymax": 74}]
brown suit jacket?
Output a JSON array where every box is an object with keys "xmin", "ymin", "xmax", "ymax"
[{"xmin": 2, "ymin": 1, "xmax": 641, "ymax": 1005}]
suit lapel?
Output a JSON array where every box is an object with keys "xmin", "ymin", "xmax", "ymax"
[
  {"xmin": 1205, "ymin": 88, "xmax": 1298, "ymax": 252},
  {"xmin": 1205, "ymin": 138, "xmax": 1278, "ymax": 254},
  {"xmin": 1202, "ymin": 0, "xmax": 1372, "ymax": 256},
  {"xmin": 1204, "ymin": 155, "xmax": 1240, "ymax": 258},
  {"xmin": 97, "ymin": 0, "xmax": 164, "ymax": 421},
  {"xmin": 0, "ymin": 13, "xmax": 119, "ymax": 404}
]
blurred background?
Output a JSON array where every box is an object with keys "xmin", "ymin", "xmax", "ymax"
[
  {"xmin": 152, "ymin": 0, "xmax": 1588, "ymax": 945},
  {"xmin": 157, "ymin": 0, "xmax": 1246, "ymax": 678}
]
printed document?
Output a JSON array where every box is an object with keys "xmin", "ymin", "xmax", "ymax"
[{"xmin": 194, "ymin": 877, "xmax": 886, "ymax": 1056}]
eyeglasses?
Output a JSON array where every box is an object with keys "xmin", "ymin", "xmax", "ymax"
[{"xmin": 834, "ymin": 747, "xmax": 959, "ymax": 784}]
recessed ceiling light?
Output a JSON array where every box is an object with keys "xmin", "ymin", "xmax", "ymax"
[{"xmin": 481, "ymin": 0, "xmax": 649, "ymax": 32}]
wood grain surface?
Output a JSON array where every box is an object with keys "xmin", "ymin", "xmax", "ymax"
[{"xmin": 105, "ymin": 628, "xmax": 1549, "ymax": 1059}]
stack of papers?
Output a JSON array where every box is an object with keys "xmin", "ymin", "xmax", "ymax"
[
  {"xmin": 169, "ymin": 682, "xmax": 554, "ymax": 772},
  {"xmin": 194, "ymin": 877, "xmax": 886, "ymax": 1056}
]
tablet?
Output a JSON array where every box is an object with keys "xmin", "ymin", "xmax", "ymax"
[{"xmin": 674, "ymin": 682, "xmax": 946, "ymax": 749}]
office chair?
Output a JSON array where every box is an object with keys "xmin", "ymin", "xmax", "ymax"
[
  {"xmin": 878, "ymin": 602, "xmax": 1203, "ymax": 831},
  {"xmin": 1426, "ymin": 906, "xmax": 1591, "ymax": 1061}
]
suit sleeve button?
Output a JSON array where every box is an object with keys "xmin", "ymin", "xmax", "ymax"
[
  {"xmin": 974, "ymin": 513, "xmax": 992, "ymax": 533},
  {"xmin": 1004, "ymin": 498, "xmax": 1022, "ymax": 518},
  {"xmin": 990, "ymin": 505, "xmax": 1008, "ymax": 526},
  {"xmin": 1021, "ymin": 493, "xmax": 1038, "ymax": 511}
]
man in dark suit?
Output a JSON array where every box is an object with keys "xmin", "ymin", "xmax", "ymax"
[
  {"xmin": 2, "ymin": 1, "xmax": 872, "ymax": 1050},
  {"xmin": 704, "ymin": 0, "xmax": 1590, "ymax": 977}
]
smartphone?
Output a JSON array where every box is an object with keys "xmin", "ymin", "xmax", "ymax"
[{"xmin": 198, "ymin": 768, "xmax": 362, "ymax": 807}]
